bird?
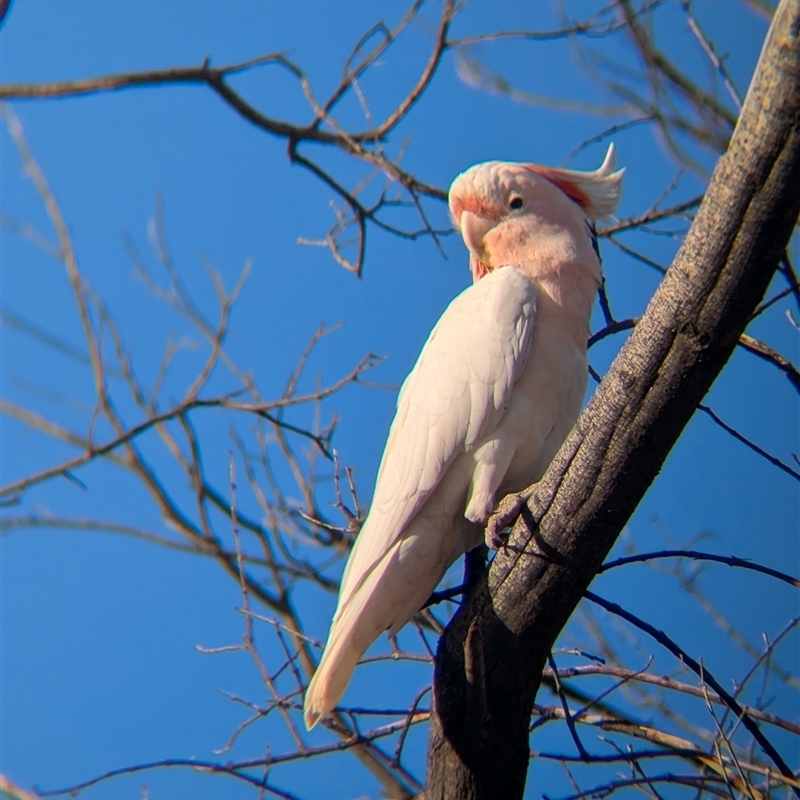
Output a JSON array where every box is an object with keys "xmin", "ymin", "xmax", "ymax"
[{"xmin": 303, "ymin": 145, "xmax": 624, "ymax": 730}]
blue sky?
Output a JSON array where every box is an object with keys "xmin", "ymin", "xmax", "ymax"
[{"xmin": 1, "ymin": 2, "xmax": 797, "ymax": 799}]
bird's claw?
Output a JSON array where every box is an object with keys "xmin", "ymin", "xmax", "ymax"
[{"xmin": 484, "ymin": 490, "xmax": 531, "ymax": 550}]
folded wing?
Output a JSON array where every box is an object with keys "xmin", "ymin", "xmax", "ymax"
[
  {"xmin": 303, "ymin": 267, "xmax": 538, "ymax": 728},
  {"xmin": 338, "ymin": 266, "xmax": 537, "ymax": 609}
]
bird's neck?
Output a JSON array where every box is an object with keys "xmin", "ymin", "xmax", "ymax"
[
  {"xmin": 515, "ymin": 223, "xmax": 601, "ymax": 349},
  {"xmin": 535, "ymin": 269, "xmax": 598, "ymax": 350},
  {"xmin": 484, "ymin": 209, "xmax": 602, "ymax": 346},
  {"xmin": 482, "ymin": 214, "xmax": 601, "ymax": 347}
]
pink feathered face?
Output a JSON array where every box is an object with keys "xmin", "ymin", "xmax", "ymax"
[
  {"xmin": 449, "ymin": 147, "xmax": 621, "ymax": 236},
  {"xmin": 450, "ymin": 164, "xmax": 588, "ymax": 225},
  {"xmin": 449, "ymin": 164, "xmax": 588, "ymax": 281},
  {"xmin": 449, "ymin": 149, "xmax": 622, "ymax": 282}
]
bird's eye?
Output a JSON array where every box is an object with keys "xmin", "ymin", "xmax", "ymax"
[{"xmin": 509, "ymin": 194, "xmax": 524, "ymax": 210}]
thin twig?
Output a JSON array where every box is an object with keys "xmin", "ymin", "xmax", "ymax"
[
  {"xmin": 599, "ymin": 549, "xmax": 799, "ymax": 587},
  {"xmin": 584, "ymin": 590, "xmax": 800, "ymax": 794}
]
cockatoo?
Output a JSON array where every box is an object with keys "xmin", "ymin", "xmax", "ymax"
[{"xmin": 304, "ymin": 145, "xmax": 623, "ymax": 729}]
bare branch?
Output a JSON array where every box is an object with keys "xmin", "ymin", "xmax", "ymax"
[
  {"xmin": 584, "ymin": 590, "xmax": 798, "ymax": 789},
  {"xmin": 427, "ymin": 5, "xmax": 800, "ymax": 795},
  {"xmin": 599, "ymin": 548, "xmax": 800, "ymax": 587}
]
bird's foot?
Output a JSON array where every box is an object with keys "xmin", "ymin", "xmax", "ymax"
[{"xmin": 484, "ymin": 489, "xmax": 534, "ymax": 550}]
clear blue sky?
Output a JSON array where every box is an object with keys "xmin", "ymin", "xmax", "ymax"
[{"xmin": 1, "ymin": 2, "xmax": 796, "ymax": 799}]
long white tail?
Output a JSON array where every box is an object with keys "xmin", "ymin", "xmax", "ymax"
[
  {"xmin": 303, "ymin": 622, "xmax": 363, "ymax": 729},
  {"xmin": 303, "ymin": 544, "xmax": 401, "ymax": 729},
  {"xmin": 303, "ymin": 518, "xmax": 458, "ymax": 729}
]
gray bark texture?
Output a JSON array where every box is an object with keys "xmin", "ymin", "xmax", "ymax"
[{"xmin": 424, "ymin": 2, "xmax": 800, "ymax": 798}]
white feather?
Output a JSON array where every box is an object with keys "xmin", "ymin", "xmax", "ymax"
[
  {"xmin": 304, "ymin": 144, "xmax": 623, "ymax": 729},
  {"xmin": 541, "ymin": 143, "xmax": 625, "ymax": 218},
  {"xmin": 304, "ymin": 266, "xmax": 538, "ymax": 728}
]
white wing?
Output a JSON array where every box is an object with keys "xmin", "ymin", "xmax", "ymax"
[{"xmin": 337, "ymin": 265, "xmax": 538, "ymax": 613}]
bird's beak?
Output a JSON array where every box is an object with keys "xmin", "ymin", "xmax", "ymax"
[{"xmin": 459, "ymin": 211, "xmax": 495, "ymax": 265}]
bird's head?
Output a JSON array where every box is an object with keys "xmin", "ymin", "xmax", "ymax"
[{"xmin": 448, "ymin": 144, "xmax": 624, "ymax": 283}]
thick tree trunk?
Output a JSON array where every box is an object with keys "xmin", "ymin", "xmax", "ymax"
[{"xmin": 425, "ymin": 2, "xmax": 800, "ymax": 798}]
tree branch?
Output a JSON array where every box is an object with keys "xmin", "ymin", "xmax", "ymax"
[
  {"xmin": 584, "ymin": 591, "xmax": 797, "ymax": 785},
  {"xmin": 426, "ymin": 2, "xmax": 800, "ymax": 798}
]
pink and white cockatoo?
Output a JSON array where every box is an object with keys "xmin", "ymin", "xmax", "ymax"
[{"xmin": 303, "ymin": 145, "xmax": 623, "ymax": 729}]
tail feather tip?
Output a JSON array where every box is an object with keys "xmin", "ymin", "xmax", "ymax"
[{"xmin": 304, "ymin": 705, "xmax": 322, "ymax": 731}]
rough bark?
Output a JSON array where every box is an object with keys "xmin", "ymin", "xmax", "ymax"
[{"xmin": 425, "ymin": 2, "xmax": 800, "ymax": 798}]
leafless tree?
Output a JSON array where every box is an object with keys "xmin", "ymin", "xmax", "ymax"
[{"xmin": 1, "ymin": 1, "xmax": 797, "ymax": 799}]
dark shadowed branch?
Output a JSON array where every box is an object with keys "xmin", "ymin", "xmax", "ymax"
[{"xmin": 426, "ymin": 4, "xmax": 800, "ymax": 798}]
